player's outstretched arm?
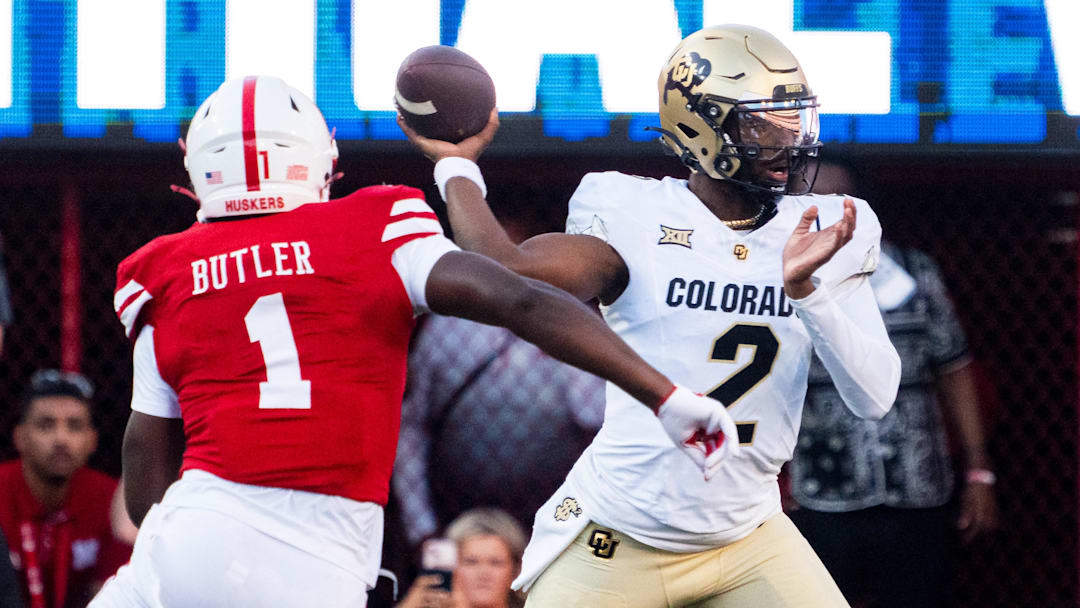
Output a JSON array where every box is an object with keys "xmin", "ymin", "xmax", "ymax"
[
  {"xmin": 425, "ymin": 250, "xmax": 739, "ymax": 477},
  {"xmin": 121, "ymin": 411, "xmax": 184, "ymax": 526},
  {"xmin": 427, "ymin": 249, "xmax": 666, "ymax": 406},
  {"xmin": 400, "ymin": 111, "xmax": 626, "ymax": 303},
  {"xmin": 784, "ymin": 199, "xmax": 901, "ymax": 418}
]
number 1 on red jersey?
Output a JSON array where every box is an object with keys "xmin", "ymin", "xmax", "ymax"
[{"xmin": 245, "ymin": 292, "xmax": 312, "ymax": 409}]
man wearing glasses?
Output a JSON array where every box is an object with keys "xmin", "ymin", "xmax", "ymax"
[{"xmin": 0, "ymin": 370, "xmax": 132, "ymax": 608}]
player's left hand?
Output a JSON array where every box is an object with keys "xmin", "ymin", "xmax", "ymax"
[
  {"xmin": 782, "ymin": 198, "xmax": 856, "ymax": 299},
  {"xmin": 957, "ymin": 481, "xmax": 999, "ymax": 544},
  {"xmin": 398, "ymin": 108, "xmax": 499, "ymax": 164}
]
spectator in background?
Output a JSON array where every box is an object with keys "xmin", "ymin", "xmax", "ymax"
[
  {"xmin": 787, "ymin": 163, "xmax": 999, "ymax": 608},
  {"xmin": 0, "ymin": 370, "xmax": 132, "ymax": 607},
  {"xmin": 392, "ymin": 312, "xmax": 605, "ymax": 545},
  {"xmin": 397, "ymin": 508, "xmax": 527, "ymax": 608}
]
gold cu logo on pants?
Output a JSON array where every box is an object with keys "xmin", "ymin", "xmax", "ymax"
[{"xmin": 587, "ymin": 528, "xmax": 619, "ymax": 559}]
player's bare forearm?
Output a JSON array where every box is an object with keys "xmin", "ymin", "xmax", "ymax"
[
  {"xmin": 427, "ymin": 251, "xmax": 672, "ymax": 409},
  {"xmin": 444, "ymin": 179, "xmax": 624, "ymax": 302},
  {"xmin": 443, "ymin": 177, "xmax": 523, "ymax": 264},
  {"xmin": 508, "ymin": 278, "xmax": 672, "ymax": 408},
  {"xmin": 122, "ymin": 411, "xmax": 185, "ymax": 526}
]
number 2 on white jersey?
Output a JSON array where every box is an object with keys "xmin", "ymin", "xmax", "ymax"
[
  {"xmin": 244, "ymin": 292, "xmax": 311, "ymax": 409},
  {"xmin": 706, "ymin": 323, "xmax": 780, "ymax": 445}
]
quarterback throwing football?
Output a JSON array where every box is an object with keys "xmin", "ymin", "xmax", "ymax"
[
  {"xmin": 402, "ymin": 25, "xmax": 901, "ymax": 608},
  {"xmin": 90, "ymin": 76, "xmax": 739, "ymax": 608}
]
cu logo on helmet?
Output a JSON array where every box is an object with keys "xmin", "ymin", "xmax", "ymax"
[
  {"xmin": 665, "ymin": 52, "xmax": 711, "ymax": 104},
  {"xmin": 672, "ymin": 52, "xmax": 711, "ymax": 88}
]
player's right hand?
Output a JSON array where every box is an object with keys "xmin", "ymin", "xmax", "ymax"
[
  {"xmin": 398, "ymin": 107, "xmax": 500, "ymax": 164},
  {"xmin": 656, "ymin": 386, "xmax": 739, "ymax": 480}
]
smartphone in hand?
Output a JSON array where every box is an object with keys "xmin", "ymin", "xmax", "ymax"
[{"xmin": 419, "ymin": 538, "xmax": 457, "ymax": 591}]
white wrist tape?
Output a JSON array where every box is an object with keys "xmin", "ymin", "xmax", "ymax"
[{"xmin": 433, "ymin": 157, "xmax": 487, "ymax": 200}]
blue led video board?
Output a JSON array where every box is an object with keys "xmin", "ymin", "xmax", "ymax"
[{"xmin": 0, "ymin": 0, "xmax": 1077, "ymax": 152}]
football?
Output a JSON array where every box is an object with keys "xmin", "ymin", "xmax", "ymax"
[{"xmin": 395, "ymin": 45, "xmax": 496, "ymax": 143}]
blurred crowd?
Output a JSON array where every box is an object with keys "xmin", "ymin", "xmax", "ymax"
[{"xmin": 0, "ymin": 161, "xmax": 1003, "ymax": 608}]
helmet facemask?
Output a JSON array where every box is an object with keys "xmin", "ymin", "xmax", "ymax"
[{"xmin": 712, "ymin": 96, "xmax": 822, "ymax": 196}]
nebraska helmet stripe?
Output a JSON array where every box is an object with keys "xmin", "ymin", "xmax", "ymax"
[{"xmin": 241, "ymin": 76, "xmax": 260, "ymax": 192}]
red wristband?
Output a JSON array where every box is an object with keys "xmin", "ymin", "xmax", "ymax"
[{"xmin": 654, "ymin": 385, "xmax": 678, "ymax": 414}]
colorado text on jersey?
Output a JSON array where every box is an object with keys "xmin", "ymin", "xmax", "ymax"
[{"xmin": 665, "ymin": 278, "xmax": 795, "ymax": 318}]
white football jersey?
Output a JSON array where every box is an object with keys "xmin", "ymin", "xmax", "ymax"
[{"xmin": 563, "ymin": 172, "xmax": 881, "ymax": 551}]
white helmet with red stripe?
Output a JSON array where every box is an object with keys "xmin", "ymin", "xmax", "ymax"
[{"xmin": 184, "ymin": 75, "xmax": 339, "ymax": 220}]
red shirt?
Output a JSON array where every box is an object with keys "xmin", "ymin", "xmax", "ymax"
[
  {"xmin": 113, "ymin": 186, "xmax": 441, "ymax": 505},
  {"xmin": 0, "ymin": 460, "xmax": 131, "ymax": 608}
]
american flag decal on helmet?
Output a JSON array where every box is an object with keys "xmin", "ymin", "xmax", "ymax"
[{"xmin": 286, "ymin": 165, "xmax": 309, "ymax": 181}]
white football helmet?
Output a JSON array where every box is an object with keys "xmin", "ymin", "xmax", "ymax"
[{"xmin": 184, "ymin": 76, "xmax": 339, "ymax": 220}]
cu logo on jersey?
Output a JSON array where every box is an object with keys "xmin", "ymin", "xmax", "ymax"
[
  {"xmin": 664, "ymin": 52, "xmax": 711, "ymax": 104},
  {"xmin": 734, "ymin": 244, "xmax": 749, "ymax": 260},
  {"xmin": 587, "ymin": 528, "xmax": 619, "ymax": 559}
]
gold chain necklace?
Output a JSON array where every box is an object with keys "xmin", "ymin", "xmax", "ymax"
[{"xmin": 721, "ymin": 205, "xmax": 766, "ymax": 230}]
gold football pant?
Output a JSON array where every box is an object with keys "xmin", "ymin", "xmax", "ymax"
[{"xmin": 524, "ymin": 513, "xmax": 849, "ymax": 608}]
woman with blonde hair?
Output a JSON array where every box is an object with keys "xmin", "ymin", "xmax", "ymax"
[
  {"xmin": 398, "ymin": 508, "xmax": 527, "ymax": 608},
  {"xmin": 447, "ymin": 509, "xmax": 527, "ymax": 608}
]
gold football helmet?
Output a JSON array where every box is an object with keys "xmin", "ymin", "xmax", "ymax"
[{"xmin": 656, "ymin": 25, "xmax": 821, "ymax": 195}]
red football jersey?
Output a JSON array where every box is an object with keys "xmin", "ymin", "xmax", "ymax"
[{"xmin": 113, "ymin": 186, "xmax": 445, "ymax": 505}]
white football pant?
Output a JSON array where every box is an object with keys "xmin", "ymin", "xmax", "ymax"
[{"xmin": 89, "ymin": 503, "xmax": 370, "ymax": 607}]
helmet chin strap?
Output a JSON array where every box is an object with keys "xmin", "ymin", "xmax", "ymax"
[
  {"xmin": 644, "ymin": 125, "xmax": 703, "ymax": 172},
  {"xmin": 170, "ymin": 184, "xmax": 199, "ymax": 202},
  {"xmin": 647, "ymin": 125, "xmax": 818, "ymax": 229},
  {"xmin": 647, "ymin": 126, "xmax": 780, "ymax": 228},
  {"xmin": 170, "ymin": 183, "xmax": 204, "ymax": 223},
  {"xmin": 323, "ymin": 171, "xmax": 345, "ymax": 197},
  {"xmin": 647, "ymin": 125, "xmax": 808, "ymax": 197}
]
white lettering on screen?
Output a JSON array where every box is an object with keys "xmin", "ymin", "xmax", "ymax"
[
  {"xmin": 1045, "ymin": 0, "xmax": 1079, "ymax": 115},
  {"xmin": 703, "ymin": 0, "xmax": 891, "ymax": 114},
  {"xmin": 352, "ymin": 0, "xmax": 439, "ymax": 111},
  {"xmin": 226, "ymin": 0, "xmax": 315, "ymax": 99},
  {"xmin": 76, "ymin": 0, "xmax": 165, "ymax": 109},
  {"xmin": 456, "ymin": 0, "xmax": 682, "ymax": 112},
  {"xmin": 0, "ymin": 0, "xmax": 11, "ymax": 109}
]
